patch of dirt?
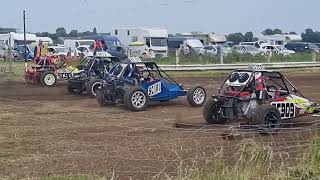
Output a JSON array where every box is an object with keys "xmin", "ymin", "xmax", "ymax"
[{"xmin": 0, "ymin": 74, "xmax": 319, "ymax": 179}]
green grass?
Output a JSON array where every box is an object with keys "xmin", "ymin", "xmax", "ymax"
[
  {"xmin": 156, "ymin": 53, "xmax": 318, "ymax": 65},
  {"xmin": 175, "ymin": 132, "xmax": 320, "ymax": 180}
]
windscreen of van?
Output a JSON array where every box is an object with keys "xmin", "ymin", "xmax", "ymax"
[
  {"xmin": 187, "ymin": 39, "xmax": 203, "ymax": 48},
  {"xmin": 151, "ymin": 38, "xmax": 167, "ymax": 47},
  {"xmin": 105, "ymin": 40, "xmax": 121, "ymax": 47},
  {"xmin": 79, "ymin": 41, "xmax": 94, "ymax": 46}
]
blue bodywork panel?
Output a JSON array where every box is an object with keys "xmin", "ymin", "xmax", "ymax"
[{"xmin": 140, "ymin": 79, "xmax": 187, "ymax": 101}]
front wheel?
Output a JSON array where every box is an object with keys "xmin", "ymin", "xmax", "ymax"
[
  {"xmin": 96, "ymin": 89, "xmax": 106, "ymax": 106},
  {"xmin": 187, "ymin": 86, "xmax": 206, "ymax": 107},
  {"xmin": 124, "ymin": 86, "xmax": 149, "ymax": 111},
  {"xmin": 39, "ymin": 71, "xmax": 57, "ymax": 87},
  {"xmin": 86, "ymin": 79, "xmax": 102, "ymax": 97},
  {"xmin": 203, "ymin": 98, "xmax": 226, "ymax": 124}
]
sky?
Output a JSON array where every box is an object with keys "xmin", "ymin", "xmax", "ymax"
[{"xmin": 1, "ymin": 0, "xmax": 320, "ymax": 35}]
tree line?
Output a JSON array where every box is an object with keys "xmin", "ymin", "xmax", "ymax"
[
  {"xmin": 226, "ymin": 28, "xmax": 320, "ymax": 45},
  {"xmin": 35, "ymin": 27, "xmax": 105, "ymax": 44}
]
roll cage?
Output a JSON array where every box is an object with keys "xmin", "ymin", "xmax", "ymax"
[
  {"xmin": 107, "ymin": 61, "xmax": 181, "ymax": 86},
  {"xmin": 218, "ymin": 69, "xmax": 305, "ymax": 99}
]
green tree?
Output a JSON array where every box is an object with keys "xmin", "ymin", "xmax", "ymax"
[
  {"xmin": 69, "ymin": 29, "xmax": 79, "ymax": 37},
  {"xmin": 227, "ymin": 33, "xmax": 244, "ymax": 45},
  {"xmin": 0, "ymin": 27, "xmax": 16, "ymax": 34},
  {"xmin": 289, "ymin": 32, "xmax": 297, "ymax": 35},
  {"xmin": 302, "ymin": 28, "xmax": 320, "ymax": 43},
  {"xmin": 56, "ymin": 27, "xmax": 67, "ymax": 37},
  {"xmin": 93, "ymin": 27, "xmax": 97, "ymax": 35},
  {"xmin": 244, "ymin": 32, "xmax": 253, "ymax": 42},
  {"xmin": 272, "ymin": 29, "xmax": 282, "ymax": 35},
  {"xmin": 262, "ymin": 28, "xmax": 273, "ymax": 35},
  {"xmin": 35, "ymin": 32, "xmax": 50, "ymax": 37}
]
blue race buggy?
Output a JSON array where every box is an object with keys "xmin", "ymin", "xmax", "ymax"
[{"xmin": 96, "ymin": 61, "xmax": 207, "ymax": 111}]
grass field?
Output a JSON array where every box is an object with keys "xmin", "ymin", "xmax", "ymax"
[{"xmin": 156, "ymin": 52, "xmax": 319, "ymax": 65}]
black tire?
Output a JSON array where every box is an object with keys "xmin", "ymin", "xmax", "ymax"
[
  {"xmin": 251, "ymin": 104, "xmax": 281, "ymax": 133},
  {"xmin": 187, "ymin": 86, "xmax": 206, "ymax": 107},
  {"xmin": 25, "ymin": 74, "xmax": 32, "ymax": 84},
  {"xmin": 67, "ymin": 82, "xmax": 83, "ymax": 95},
  {"xmin": 86, "ymin": 79, "xmax": 102, "ymax": 97},
  {"xmin": 124, "ymin": 86, "xmax": 149, "ymax": 111},
  {"xmin": 96, "ymin": 89, "xmax": 106, "ymax": 106},
  {"xmin": 39, "ymin": 71, "xmax": 57, "ymax": 87},
  {"xmin": 203, "ymin": 98, "xmax": 226, "ymax": 124}
]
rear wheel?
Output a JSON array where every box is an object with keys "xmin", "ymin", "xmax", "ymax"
[
  {"xmin": 86, "ymin": 79, "xmax": 102, "ymax": 97},
  {"xmin": 203, "ymin": 98, "xmax": 226, "ymax": 124},
  {"xmin": 251, "ymin": 104, "xmax": 281, "ymax": 133},
  {"xmin": 96, "ymin": 89, "xmax": 106, "ymax": 106},
  {"xmin": 39, "ymin": 71, "xmax": 57, "ymax": 86},
  {"xmin": 124, "ymin": 87, "xmax": 149, "ymax": 111},
  {"xmin": 187, "ymin": 86, "xmax": 206, "ymax": 107}
]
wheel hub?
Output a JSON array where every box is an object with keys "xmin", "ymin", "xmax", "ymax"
[
  {"xmin": 193, "ymin": 88, "xmax": 205, "ymax": 104},
  {"xmin": 131, "ymin": 91, "xmax": 146, "ymax": 108}
]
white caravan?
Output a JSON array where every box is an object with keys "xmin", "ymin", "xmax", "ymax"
[
  {"xmin": 0, "ymin": 32, "xmax": 37, "ymax": 49},
  {"xmin": 112, "ymin": 28, "xmax": 168, "ymax": 58}
]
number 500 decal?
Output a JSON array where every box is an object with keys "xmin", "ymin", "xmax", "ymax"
[
  {"xmin": 148, "ymin": 81, "xmax": 161, "ymax": 96},
  {"xmin": 271, "ymin": 102, "xmax": 295, "ymax": 119}
]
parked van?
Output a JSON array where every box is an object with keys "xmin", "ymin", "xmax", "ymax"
[
  {"xmin": 82, "ymin": 35, "xmax": 126, "ymax": 59},
  {"xmin": 112, "ymin": 28, "xmax": 168, "ymax": 58},
  {"xmin": 183, "ymin": 39, "xmax": 204, "ymax": 55},
  {"xmin": 285, "ymin": 42, "xmax": 320, "ymax": 53}
]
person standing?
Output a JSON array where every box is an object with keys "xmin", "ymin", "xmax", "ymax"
[{"xmin": 33, "ymin": 40, "xmax": 43, "ymax": 63}]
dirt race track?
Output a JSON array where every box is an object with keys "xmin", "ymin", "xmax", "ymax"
[{"xmin": 0, "ymin": 74, "xmax": 320, "ymax": 179}]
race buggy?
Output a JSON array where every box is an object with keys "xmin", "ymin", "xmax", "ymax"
[
  {"xmin": 203, "ymin": 64, "xmax": 319, "ymax": 131},
  {"xmin": 67, "ymin": 55, "xmax": 120, "ymax": 97},
  {"xmin": 25, "ymin": 55, "xmax": 78, "ymax": 86},
  {"xmin": 96, "ymin": 61, "xmax": 207, "ymax": 111}
]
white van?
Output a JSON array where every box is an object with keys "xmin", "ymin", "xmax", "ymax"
[
  {"xmin": 183, "ymin": 39, "xmax": 204, "ymax": 55},
  {"xmin": 112, "ymin": 28, "xmax": 168, "ymax": 58}
]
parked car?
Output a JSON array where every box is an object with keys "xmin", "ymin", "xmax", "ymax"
[
  {"xmin": 198, "ymin": 45, "xmax": 218, "ymax": 56},
  {"xmin": 240, "ymin": 41, "xmax": 268, "ymax": 51},
  {"xmin": 232, "ymin": 45, "xmax": 261, "ymax": 55},
  {"xmin": 76, "ymin": 46, "xmax": 111, "ymax": 58},
  {"xmin": 285, "ymin": 42, "xmax": 320, "ymax": 53},
  {"xmin": 15, "ymin": 45, "xmax": 34, "ymax": 61},
  {"xmin": 47, "ymin": 46, "xmax": 69, "ymax": 56},
  {"xmin": 261, "ymin": 45, "xmax": 295, "ymax": 56}
]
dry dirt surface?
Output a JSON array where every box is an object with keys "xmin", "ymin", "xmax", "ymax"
[{"xmin": 0, "ymin": 74, "xmax": 319, "ymax": 179}]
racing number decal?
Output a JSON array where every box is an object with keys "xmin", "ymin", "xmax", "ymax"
[
  {"xmin": 148, "ymin": 81, "xmax": 161, "ymax": 96},
  {"xmin": 58, "ymin": 73, "xmax": 72, "ymax": 79},
  {"xmin": 271, "ymin": 102, "xmax": 295, "ymax": 119}
]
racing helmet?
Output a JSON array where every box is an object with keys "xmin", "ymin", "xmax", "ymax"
[{"xmin": 255, "ymin": 72, "xmax": 262, "ymax": 80}]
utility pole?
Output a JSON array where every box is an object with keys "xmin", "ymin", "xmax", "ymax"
[{"xmin": 23, "ymin": 10, "xmax": 27, "ymax": 68}]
